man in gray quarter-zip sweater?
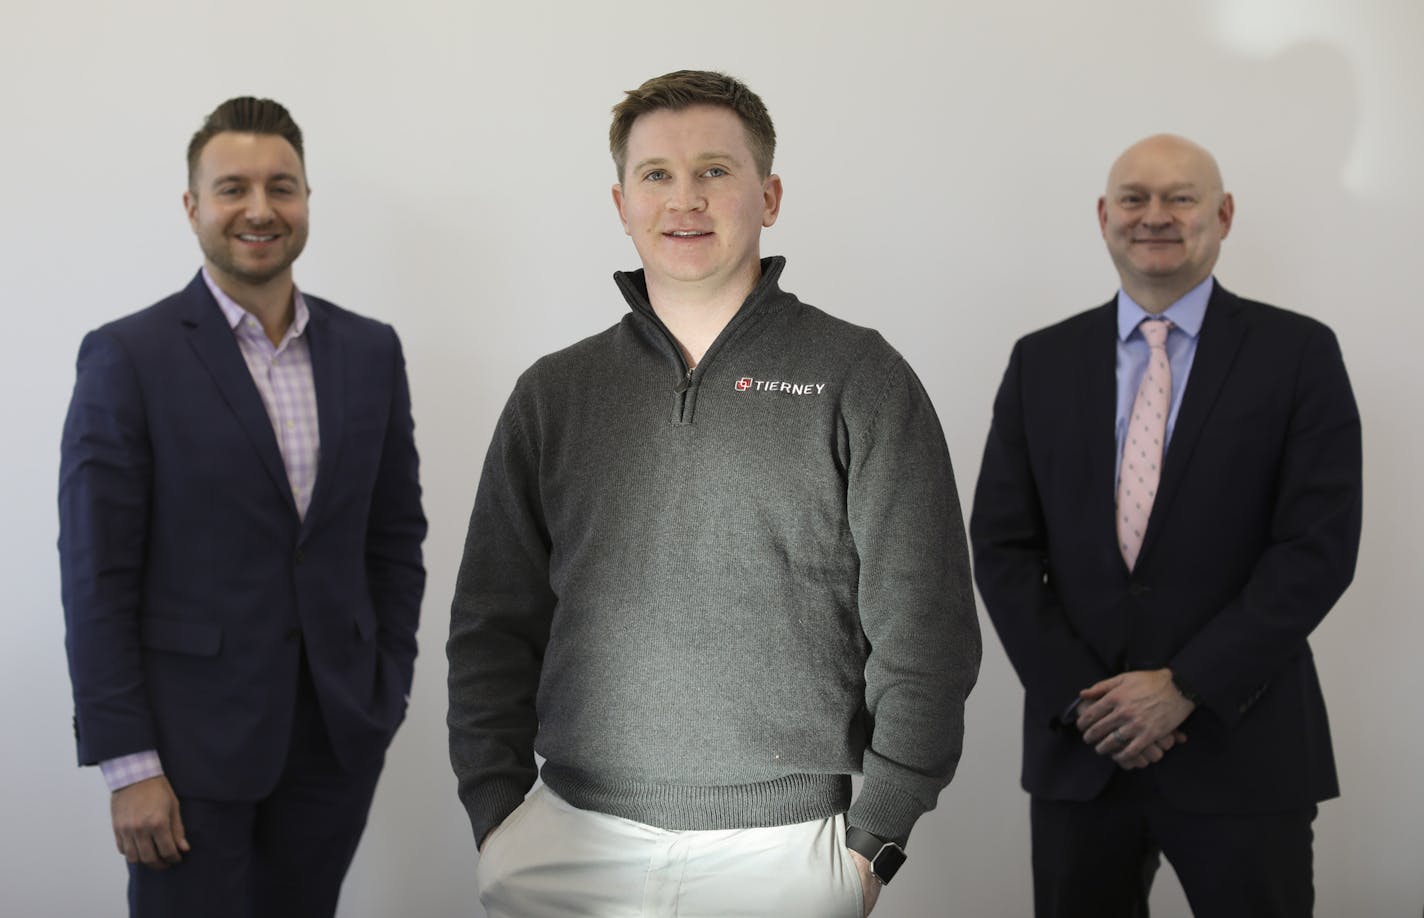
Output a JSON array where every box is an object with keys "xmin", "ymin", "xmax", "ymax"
[{"xmin": 448, "ymin": 70, "xmax": 981, "ymax": 918}]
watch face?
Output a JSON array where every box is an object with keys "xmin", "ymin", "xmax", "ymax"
[
  {"xmin": 846, "ymin": 826, "xmax": 906, "ymax": 884},
  {"xmin": 871, "ymin": 842, "xmax": 907, "ymax": 884}
]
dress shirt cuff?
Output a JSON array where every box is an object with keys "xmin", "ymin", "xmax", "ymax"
[{"xmin": 99, "ymin": 750, "xmax": 164, "ymax": 791}]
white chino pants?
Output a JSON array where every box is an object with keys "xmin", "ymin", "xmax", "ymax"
[{"xmin": 476, "ymin": 786, "xmax": 865, "ymax": 918}]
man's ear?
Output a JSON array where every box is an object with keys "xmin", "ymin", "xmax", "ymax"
[
  {"xmin": 183, "ymin": 189, "xmax": 199, "ymax": 232},
  {"xmin": 612, "ymin": 183, "xmax": 630, "ymax": 235},
  {"xmin": 1216, "ymin": 192, "xmax": 1235, "ymax": 240},
  {"xmin": 761, "ymin": 174, "xmax": 783, "ymax": 228}
]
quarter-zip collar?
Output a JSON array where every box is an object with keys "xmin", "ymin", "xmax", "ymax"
[
  {"xmin": 614, "ymin": 256, "xmax": 793, "ymax": 426},
  {"xmin": 614, "ymin": 255, "xmax": 790, "ymax": 366}
]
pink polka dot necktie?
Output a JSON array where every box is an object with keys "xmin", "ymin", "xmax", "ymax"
[{"xmin": 1117, "ymin": 318, "xmax": 1173, "ymax": 570}]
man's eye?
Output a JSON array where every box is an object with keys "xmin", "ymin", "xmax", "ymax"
[
  {"xmin": 644, "ymin": 170, "xmax": 668, "ymax": 182},
  {"xmin": 703, "ymin": 166, "xmax": 727, "ymax": 178}
]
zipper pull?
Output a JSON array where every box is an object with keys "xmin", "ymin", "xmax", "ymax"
[{"xmin": 673, "ymin": 366, "xmax": 695, "ymax": 394}]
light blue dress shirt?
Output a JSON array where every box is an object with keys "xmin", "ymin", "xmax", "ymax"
[{"xmin": 1113, "ymin": 277, "xmax": 1213, "ymax": 488}]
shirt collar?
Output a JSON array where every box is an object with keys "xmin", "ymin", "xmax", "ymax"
[
  {"xmin": 202, "ymin": 266, "xmax": 310, "ymax": 339},
  {"xmin": 1116, "ymin": 275, "xmax": 1213, "ymax": 342}
]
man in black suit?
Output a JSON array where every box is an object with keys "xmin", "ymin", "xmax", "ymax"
[{"xmin": 970, "ymin": 134, "xmax": 1361, "ymax": 917}]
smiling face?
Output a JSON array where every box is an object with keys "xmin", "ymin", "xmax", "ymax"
[
  {"xmin": 612, "ymin": 105, "xmax": 781, "ymax": 307},
  {"xmin": 183, "ymin": 131, "xmax": 309, "ymax": 293},
  {"xmin": 1098, "ymin": 135, "xmax": 1234, "ymax": 311}
]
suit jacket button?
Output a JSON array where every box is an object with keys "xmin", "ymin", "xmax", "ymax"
[
  {"xmin": 285, "ymin": 628, "xmax": 301, "ymax": 643},
  {"xmin": 1128, "ymin": 583, "xmax": 1150, "ymax": 597},
  {"xmin": 294, "ymin": 550, "xmax": 304, "ymax": 564}
]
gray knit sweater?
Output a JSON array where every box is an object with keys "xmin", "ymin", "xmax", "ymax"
[{"xmin": 448, "ymin": 257, "xmax": 980, "ymax": 849}]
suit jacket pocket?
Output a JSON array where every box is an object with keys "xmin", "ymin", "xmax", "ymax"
[{"xmin": 140, "ymin": 617, "xmax": 222, "ymax": 656}]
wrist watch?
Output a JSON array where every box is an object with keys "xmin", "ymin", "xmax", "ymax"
[{"xmin": 845, "ymin": 826, "xmax": 907, "ymax": 885}]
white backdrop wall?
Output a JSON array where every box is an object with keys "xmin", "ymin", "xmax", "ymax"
[{"xmin": 3, "ymin": 1, "xmax": 1420, "ymax": 915}]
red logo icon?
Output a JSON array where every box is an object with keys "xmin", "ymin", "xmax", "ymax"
[{"xmin": 735, "ymin": 377, "xmax": 752, "ymax": 391}]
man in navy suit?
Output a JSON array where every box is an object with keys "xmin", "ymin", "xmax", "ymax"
[
  {"xmin": 59, "ymin": 97, "xmax": 426, "ymax": 918},
  {"xmin": 970, "ymin": 135, "xmax": 1361, "ymax": 917}
]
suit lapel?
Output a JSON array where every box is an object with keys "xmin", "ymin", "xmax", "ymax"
[
  {"xmin": 1138, "ymin": 284, "xmax": 1247, "ymax": 564},
  {"xmin": 1081, "ymin": 302, "xmax": 1121, "ymax": 552},
  {"xmin": 1079, "ymin": 301, "xmax": 1133, "ymax": 662},
  {"xmin": 302, "ymin": 298, "xmax": 344, "ymax": 537},
  {"xmin": 180, "ymin": 273, "xmax": 297, "ymax": 516}
]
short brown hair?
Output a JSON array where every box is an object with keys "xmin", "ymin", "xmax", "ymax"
[
  {"xmin": 610, "ymin": 70, "xmax": 775, "ymax": 180},
  {"xmin": 187, "ymin": 97, "xmax": 304, "ymax": 187}
]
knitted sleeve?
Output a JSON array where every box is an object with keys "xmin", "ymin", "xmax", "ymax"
[
  {"xmin": 844, "ymin": 355, "xmax": 982, "ymax": 846},
  {"xmin": 447, "ymin": 379, "xmax": 555, "ymax": 847}
]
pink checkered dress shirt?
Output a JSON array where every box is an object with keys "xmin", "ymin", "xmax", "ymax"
[{"xmin": 99, "ymin": 270, "xmax": 320, "ymax": 791}]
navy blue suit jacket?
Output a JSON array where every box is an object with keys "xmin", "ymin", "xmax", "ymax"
[
  {"xmin": 59, "ymin": 272, "xmax": 426, "ymax": 801},
  {"xmin": 970, "ymin": 283, "xmax": 1361, "ymax": 813}
]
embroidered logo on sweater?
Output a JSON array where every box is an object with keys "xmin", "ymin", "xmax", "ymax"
[{"xmin": 734, "ymin": 376, "xmax": 826, "ymax": 396}]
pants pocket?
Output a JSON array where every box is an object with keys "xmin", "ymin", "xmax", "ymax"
[
  {"xmin": 474, "ymin": 789, "xmax": 539, "ymax": 895},
  {"xmin": 836, "ymin": 817, "xmax": 867, "ymax": 918}
]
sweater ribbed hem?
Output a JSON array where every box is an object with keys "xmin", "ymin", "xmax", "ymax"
[{"xmin": 541, "ymin": 764, "xmax": 851, "ymax": 831}]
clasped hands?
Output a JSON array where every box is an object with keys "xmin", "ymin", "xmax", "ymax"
[{"xmin": 1075, "ymin": 668, "xmax": 1196, "ymax": 770}]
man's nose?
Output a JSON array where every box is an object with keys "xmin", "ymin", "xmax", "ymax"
[
  {"xmin": 666, "ymin": 177, "xmax": 707, "ymax": 213},
  {"xmin": 1141, "ymin": 196, "xmax": 1171, "ymax": 227},
  {"xmin": 244, "ymin": 191, "xmax": 275, "ymax": 223}
]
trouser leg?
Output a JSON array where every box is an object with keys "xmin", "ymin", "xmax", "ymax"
[
  {"xmin": 1030, "ymin": 773, "xmax": 1158, "ymax": 918},
  {"xmin": 1153, "ymin": 797, "xmax": 1316, "ymax": 918},
  {"xmin": 251, "ymin": 651, "xmax": 385, "ymax": 918}
]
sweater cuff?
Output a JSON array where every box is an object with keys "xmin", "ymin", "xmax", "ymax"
[
  {"xmin": 464, "ymin": 779, "xmax": 531, "ymax": 848},
  {"xmin": 846, "ymin": 777, "xmax": 925, "ymax": 848}
]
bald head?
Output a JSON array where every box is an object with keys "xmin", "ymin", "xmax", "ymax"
[
  {"xmin": 1106, "ymin": 134, "xmax": 1225, "ymax": 197},
  {"xmin": 1098, "ymin": 134, "xmax": 1234, "ymax": 313}
]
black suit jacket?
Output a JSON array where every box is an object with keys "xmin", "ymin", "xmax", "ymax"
[
  {"xmin": 59, "ymin": 272, "xmax": 427, "ymax": 801},
  {"xmin": 970, "ymin": 282, "xmax": 1361, "ymax": 813}
]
